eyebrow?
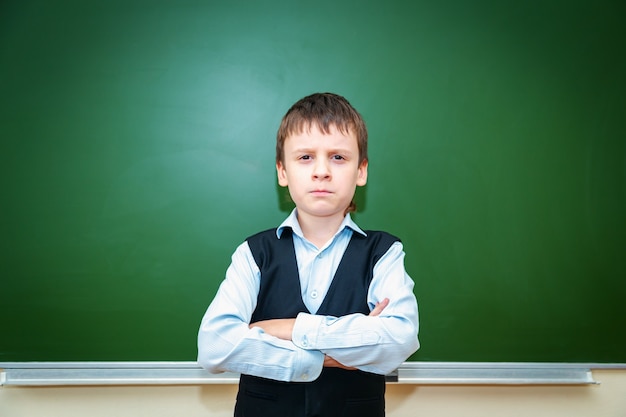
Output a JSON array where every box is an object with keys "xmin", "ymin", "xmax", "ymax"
[{"xmin": 290, "ymin": 147, "xmax": 355, "ymax": 155}]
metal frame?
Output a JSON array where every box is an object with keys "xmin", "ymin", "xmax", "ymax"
[{"xmin": 2, "ymin": 361, "xmax": 621, "ymax": 386}]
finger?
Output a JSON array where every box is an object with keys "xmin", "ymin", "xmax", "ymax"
[{"xmin": 369, "ymin": 298, "xmax": 390, "ymax": 316}]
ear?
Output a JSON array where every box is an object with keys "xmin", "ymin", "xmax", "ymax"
[
  {"xmin": 356, "ymin": 159, "xmax": 368, "ymax": 186},
  {"xmin": 276, "ymin": 161, "xmax": 288, "ymax": 187}
]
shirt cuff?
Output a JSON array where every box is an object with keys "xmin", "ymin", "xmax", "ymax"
[
  {"xmin": 293, "ymin": 312, "xmax": 383, "ymax": 350},
  {"xmin": 292, "ymin": 312, "xmax": 324, "ymax": 350},
  {"xmin": 292, "ymin": 346, "xmax": 324, "ymax": 382}
]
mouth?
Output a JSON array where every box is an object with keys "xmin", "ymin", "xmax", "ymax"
[{"xmin": 310, "ymin": 189, "xmax": 332, "ymax": 196}]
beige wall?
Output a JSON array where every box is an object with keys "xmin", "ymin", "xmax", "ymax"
[{"xmin": 1, "ymin": 370, "xmax": 624, "ymax": 417}]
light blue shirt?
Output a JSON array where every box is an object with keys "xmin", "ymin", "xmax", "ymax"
[{"xmin": 198, "ymin": 209, "xmax": 419, "ymax": 382}]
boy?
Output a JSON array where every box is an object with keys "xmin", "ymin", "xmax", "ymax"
[{"xmin": 198, "ymin": 92, "xmax": 419, "ymax": 417}]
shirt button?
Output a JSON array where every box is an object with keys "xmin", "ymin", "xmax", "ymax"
[
  {"xmin": 311, "ymin": 290, "xmax": 318, "ymax": 299},
  {"xmin": 301, "ymin": 373, "xmax": 309, "ymax": 380}
]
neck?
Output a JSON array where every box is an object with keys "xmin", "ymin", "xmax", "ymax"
[{"xmin": 297, "ymin": 211, "xmax": 346, "ymax": 249}]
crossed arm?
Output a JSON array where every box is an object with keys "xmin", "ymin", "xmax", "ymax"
[{"xmin": 249, "ymin": 298, "xmax": 390, "ymax": 369}]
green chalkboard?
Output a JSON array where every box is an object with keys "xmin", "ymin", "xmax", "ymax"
[{"xmin": 1, "ymin": 0, "xmax": 624, "ymax": 363}]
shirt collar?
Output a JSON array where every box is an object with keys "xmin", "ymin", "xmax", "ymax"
[{"xmin": 276, "ymin": 208, "xmax": 367, "ymax": 239}]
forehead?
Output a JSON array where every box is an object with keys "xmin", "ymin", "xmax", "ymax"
[{"xmin": 284, "ymin": 123, "xmax": 358, "ymax": 149}]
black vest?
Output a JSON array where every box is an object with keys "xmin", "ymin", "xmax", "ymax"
[{"xmin": 235, "ymin": 228, "xmax": 399, "ymax": 417}]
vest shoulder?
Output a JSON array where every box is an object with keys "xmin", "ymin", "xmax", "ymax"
[
  {"xmin": 362, "ymin": 230, "xmax": 401, "ymax": 243},
  {"xmin": 246, "ymin": 228, "xmax": 279, "ymax": 243}
]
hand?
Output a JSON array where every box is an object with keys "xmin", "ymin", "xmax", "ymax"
[
  {"xmin": 249, "ymin": 318, "xmax": 295, "ymax": 340},
  {"xmin": 324, "ymin": 355, "xmax": 357, "ymax": 370}
]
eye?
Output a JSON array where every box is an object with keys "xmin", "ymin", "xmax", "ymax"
[
  {"xmin": 299, "ymin": 155, "xmax": 312, "ymax": 161},
  {"xmin": 331, "ymin": 154, "xmax": 345, "ymax": 161}
]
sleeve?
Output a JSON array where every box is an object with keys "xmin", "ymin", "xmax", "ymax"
[
  {"xmin": 291, "ymin": 241, "xmax": 419, "ymax": 375},
  {"xmin": 197, "ymin": 241, "xmax": 325, "ymax": 382}
]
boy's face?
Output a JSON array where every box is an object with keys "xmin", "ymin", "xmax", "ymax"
[{"xmin": 277, "ymin": 123, "xmax": 368, "ymax": 223}]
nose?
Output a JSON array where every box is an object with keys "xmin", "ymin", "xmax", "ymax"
[{"xmin": 312, "ymin": 158, "xmax": 331, "ymax": 180}]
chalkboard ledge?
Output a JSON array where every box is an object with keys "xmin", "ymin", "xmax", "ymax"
[{"xmin": 2, "ymin": 361, "xmax": 621, "ymax": 386}]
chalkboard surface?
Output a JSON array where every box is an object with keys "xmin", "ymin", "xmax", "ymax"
[{"xmin": 1, "ymin": 0, "xmax": 624, "ymax": 363}]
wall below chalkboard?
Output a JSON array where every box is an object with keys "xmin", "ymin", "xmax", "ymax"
[{"xmin": 1, "ymin": 0, "xmax": 625, "ymax": 363}]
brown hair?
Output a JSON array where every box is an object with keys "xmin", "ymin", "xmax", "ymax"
[{"xmin": 276, "ymin": 92, "xmax": 368, "ymax": 213}]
